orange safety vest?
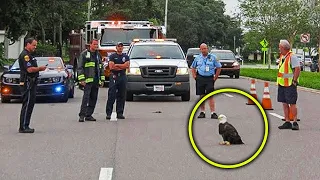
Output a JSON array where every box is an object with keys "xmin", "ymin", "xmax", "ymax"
[{"xmin": 277, "ymin": 52, "xmax": 296, "ymax": 87}]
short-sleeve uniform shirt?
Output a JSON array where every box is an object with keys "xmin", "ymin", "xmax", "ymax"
[
  {"xmin": 109, "ymin": 53, "xmax": 130, "ymax": 75},
  {"xmin": 18, "ymin": 49, "xmax": 38, "ymax": 81},
  {"xmin": 191, "ymin": 53, "xmax": 222, "ymax": 76}
]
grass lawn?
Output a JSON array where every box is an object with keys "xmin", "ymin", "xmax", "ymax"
[{"xmin": 240, "ymin": 68, "xmax": 320, "ymax": 90}]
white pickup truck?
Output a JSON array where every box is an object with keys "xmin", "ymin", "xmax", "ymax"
[{"xmin": 125, "ymin": 39, "xmax": 190, "ymax": 101}]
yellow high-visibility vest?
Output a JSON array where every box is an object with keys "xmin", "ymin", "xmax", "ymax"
[{"xmin": 277, "ymin": 52, "xmax": 299, "ymax": 86}]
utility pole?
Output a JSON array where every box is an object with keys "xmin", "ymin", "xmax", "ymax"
[
  {"xmin": 164, "ymin": 0, "xmax": 168, "ymax": 35},
  {"xmin": 87, "ymin": 0, "xmax": 92, "ymax": 21},
  {"xmin": 233, "ymin": 36, "xmax": 236, "ymax": 54}
]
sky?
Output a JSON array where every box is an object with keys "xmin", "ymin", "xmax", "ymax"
[{"xmin": 222, "ymin": 0, "xmax": 240, "ymax": 16}]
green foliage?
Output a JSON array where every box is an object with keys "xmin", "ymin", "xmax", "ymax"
[
  {"xmin": 33, "ymin": 43, "xmax": 57, "ymax": 57},
  {"xmin": 240, "ymin": 68, "xmax": 320, "ymax": 90},
  {"xmin": 0, "ymin": 0, "xmax": 243, "ymax": 61},
  {"xmin": 240, "ymin": 0, "xmax": 310, "ymax": 54},
  {"xmin": 0, "ymin": 0, "xmax": 31, "ymax": 41},
  {"xmin": 164, "ymin": 0, "xmax": 240, "ymax": 51},
  {"xmin": 0, "ymin": 42, "xmax": 5, "ymax": 68}
]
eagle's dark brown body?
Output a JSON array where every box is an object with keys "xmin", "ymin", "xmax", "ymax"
[{"xmin": 219, "ymin": 122, "xmax": 244, "ymax": 144}]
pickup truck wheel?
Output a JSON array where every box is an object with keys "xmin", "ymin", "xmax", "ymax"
[
  {"xmin": 235, "ymin": 73, "xmax": 240, "ymax": 79},
  {"xmin": 126, "ymin": 92, "xmax": 133, "ymax": 101},
  {"xmin": 181, "ymin": 91, "xmax": 190, "ymax": 101}
]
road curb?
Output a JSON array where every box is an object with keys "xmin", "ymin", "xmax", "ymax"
[{"xmin": 240, "ymin": 76, "xmax": 320, "ymax": 94}]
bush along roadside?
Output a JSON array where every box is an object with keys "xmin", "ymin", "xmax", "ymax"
[
  {"xmin": 0, "ymin": 59, "xmax": 16, "ymax": 71},
  {"xmin": 240, "ymin": 68, "xmax": 320, "ymax": 90}
]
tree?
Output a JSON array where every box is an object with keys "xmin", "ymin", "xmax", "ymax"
[
  {"xmin": 0, "ymin": 0, "xmax": 32, "ymax": 41},
  {"xmin": 309, "ymin": 0, "xmax": 320, "ymax": 56},
  {"xmin": 240, "ymin": 0, "xmax": 309, "ymax": 68}
]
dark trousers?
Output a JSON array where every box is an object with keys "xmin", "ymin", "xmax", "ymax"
[
  {"xmin": 19, "ymin": 79, "xmax": 37, "ymax": 130},
  {"xmin": 79, "ymin": 80, "xmax": 99, "ymax": 117},
  {"xmin": 106, "ymin": 75, "xmax": 127, "ymax": 116}
]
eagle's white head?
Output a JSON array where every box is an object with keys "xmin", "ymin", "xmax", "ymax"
[{"xmin": 218, "ymin": 114, "xmax": 227, "ymax": 124}]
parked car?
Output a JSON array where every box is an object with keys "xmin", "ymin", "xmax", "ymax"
[
  {"xmin": 1, "ymin": 57, "xmax": 75, "ymax": 103},
  {"xmin": 186, "ymin": 48, "xmax": 201, "ymax": 68},
  {"xmin": 210, "ymin": 49, "xmax": 240, "ymax": 78}
]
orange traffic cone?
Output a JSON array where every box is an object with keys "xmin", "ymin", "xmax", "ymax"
[
  {"xmin": 246, "ymin": 79, "xmax": 258, "ymax": 105},
  {"xmin": 261, "ymin": 82, "xmax": 273, "ymax": 110},
  {"xmin": 282, "ymin": 105, "xmax": 301, "ymax": 121}
]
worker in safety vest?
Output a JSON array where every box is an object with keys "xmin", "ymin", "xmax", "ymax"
[{"xmin": 277, "ymin": 39, "xmax": 301, "ymax": 130}]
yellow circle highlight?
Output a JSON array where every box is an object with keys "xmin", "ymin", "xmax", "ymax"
[{"xmin": 188, "ymin": 88, "xmax": 269, "ymax": 169}]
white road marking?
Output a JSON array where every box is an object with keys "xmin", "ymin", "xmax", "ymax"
[
  {"xmin": 223, "ymin": 93, "xmax": 234, "ymax": 98},
  {"xmin": 110, "ymin": 112, "xmax": 117, "ymax": 121},
  {"xmin": 269, "ymin": 112, "xmax": 284, "ymax": 119},
  {"xmin": 99, "ymin": 167, "xmax": 113, "ymax": 180}
]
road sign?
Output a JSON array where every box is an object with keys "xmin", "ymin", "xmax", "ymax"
[
  {"xmin": 300, "ymin": 33, "xmax": 310, "ymax": 43},
  {"xmin": 261, "ymin": 47, "xmax": 268, "ymax": 52},
  {"xmin": 260, "ymin": 39, "xmax": 269, "ymax": 48}
]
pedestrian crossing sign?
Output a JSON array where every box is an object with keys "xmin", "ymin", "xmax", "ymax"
[{"xmin": 260, "ymin": 39, "xmax": 268, "ymax": 48}]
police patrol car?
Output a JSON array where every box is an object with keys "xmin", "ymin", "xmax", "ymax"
[{"xmin": 1, "ymin": 57, "xmax": 75, "ymax": 103}]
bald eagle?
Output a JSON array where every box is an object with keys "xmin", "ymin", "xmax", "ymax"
[{"xmin": 218, "ymin": 114, "xmax": 244, "ymax": 145}]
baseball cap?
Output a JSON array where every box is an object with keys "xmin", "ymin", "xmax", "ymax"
[{"xmin": 116, "ymin": 42, "xmax": 124, "ymax": 46}]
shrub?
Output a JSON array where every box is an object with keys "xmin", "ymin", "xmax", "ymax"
[
  {"xmin": 240, "ymin": 68, "xmax": 320, "ymax": 90},
  {"xmin": 33, "ymin": 42, "xmax": 57, "ymax": 57}
]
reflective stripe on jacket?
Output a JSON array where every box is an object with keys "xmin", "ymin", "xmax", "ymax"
[{"xmin": 77, "ymin": 50, "xmax": 105, "ymax": 83}]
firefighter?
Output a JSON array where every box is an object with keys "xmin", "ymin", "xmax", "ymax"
[
  {"xmin": 78, "ymin": 39, "xmax": 105, "ymax": 122},
  {"xmin": 18, "ymin": 38, "xmax": 47, "ymax": 133},
  {"xmin": 106, "ymin": 42, "xmax": 130, "ymax": 119}
]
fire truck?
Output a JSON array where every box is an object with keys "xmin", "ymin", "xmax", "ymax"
[{"xmin": 68, "ymin": 20, "xmax": 165, "ymax": 85}]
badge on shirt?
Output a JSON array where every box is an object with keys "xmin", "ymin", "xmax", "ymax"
[
  {"xmin": 122, "ymin": 57, "xmax": 126, "ymax": 62},
  {"xmin": 27, "ymin": 62, "xmax": 32, "ymax": 67},
  {"xmin": 205, "ymin": 65, "xmax": 209, "ymax": 72},
  {"xmin": 24, "ymin": 55, "xmax": 30, "ymax": 62}
]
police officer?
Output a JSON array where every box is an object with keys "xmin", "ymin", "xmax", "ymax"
[
  {"xmin": 78, "ymin": 39, "xmax": 105, "ymax": 122},
  {"xmin": 191, "ymin": 43, "xmax": 221, "ymax": 119},
  {"xmin": 18, "ymin": 38, "xmax": 47, "ymax": 133},
  {"xmin": 106, "ymin": 42, "xmax": 130, "ymax": 120}
]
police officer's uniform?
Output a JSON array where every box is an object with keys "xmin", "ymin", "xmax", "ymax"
[
  {"xmin": 78, "ymin": 49, "xmax": 104, "ymax": 122},
  {"xmin": 105, "ymin": 50, "xmax": 130, "ymax": 119},
  {"xmin": 18, "ymin": 49, "xmax": 39, "ymax": 133},
  {"xmin": 191, "ymin": 53, "xmax": 222, "ymax": 95}
]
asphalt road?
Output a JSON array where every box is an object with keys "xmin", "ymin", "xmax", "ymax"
[{"xmin": 1, "ymin": 73, "xmax": 320, "ymax": 180}]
